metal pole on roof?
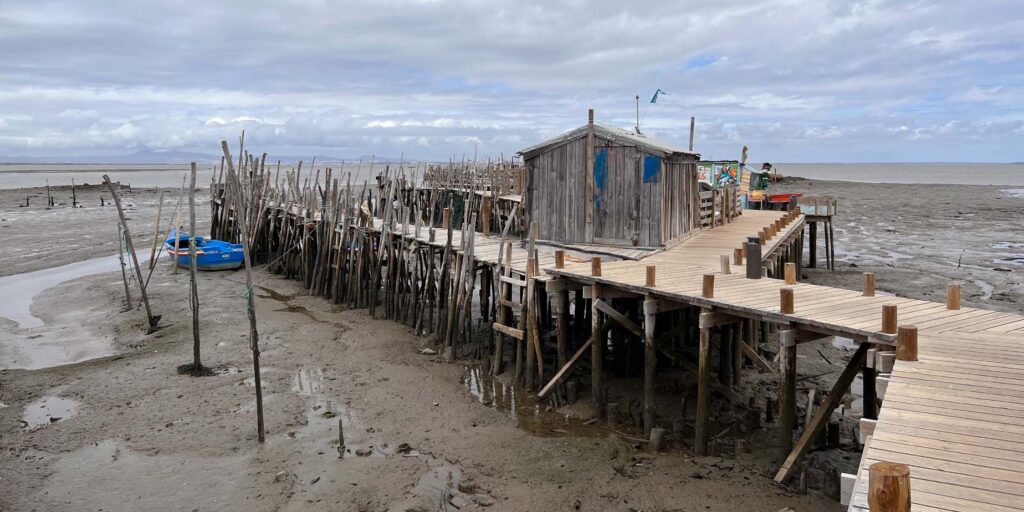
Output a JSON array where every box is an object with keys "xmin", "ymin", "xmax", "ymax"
[
  {"xmin": 635, "ymin": 95, "xmax": 640, "ymax": 133},
  {"xmin": 689, "ymin": 117, "xmax": 695, "ymax": 151}
]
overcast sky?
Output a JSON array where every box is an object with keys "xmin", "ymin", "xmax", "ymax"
[{"xmin": 1, "ymin": 0, "xmax": 1021, "ymax": 162}]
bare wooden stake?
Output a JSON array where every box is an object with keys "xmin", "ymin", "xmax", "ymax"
[
  {"xmin": 555, "ymin": 249, "xmax": 565, "ymax": 269},
  {"xmin": 221, "ymin": 141, "xmax": 264, "ymax": 443},
  {"xmin": 702, "ymin": 274, "xmax": 714, "ymax": 298},
  {"xmin": 148, "ymin": 189, "xmax": 166, "ymax": 270},
  {"xmin": 188, "ymin": 163, "xmax": 202, "ymax": 372},
  {"xmin": 645, "ymin": 265, "xmax": 656, "ymax": 287},
  {"xmin": 591, "ymin": 257, "xmax": 602, "ymax": 277},
  {"xmin": 720, "ymin": 255, "xmax": 731, "ymax": 275},
  {"xmin": 104, "ymin": 175, "xmax": 159, "ymax": 330}
]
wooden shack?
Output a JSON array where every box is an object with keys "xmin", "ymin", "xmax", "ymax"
[{"xmin": 519, "ymin": 110, "xmax": 701, "ymax": 247}]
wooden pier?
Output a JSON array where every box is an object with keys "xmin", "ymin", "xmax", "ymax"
[{"xmin": 208, "ymin": 137, "xmax": 1024, "ymax": 510}]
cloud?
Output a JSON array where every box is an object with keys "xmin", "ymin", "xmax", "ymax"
[{"xmin": 0, "ymin": 0, "xmax": 1021, "ymax": 161}]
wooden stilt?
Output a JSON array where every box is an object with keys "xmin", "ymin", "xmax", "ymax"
[
  {"xmin": 591, "ymin": 284, "xmax": 605, "ymax": 419},
  {"xmin": 695, "ymin": 308, "xmax": 712, "ymax": 455},
  {"xmin": 643, "ymin": 298, "xmax": 657, "ymax": 436},
  {"xmin": 778, "ymin": 329, "xmax": 797, "ymax": 463}
]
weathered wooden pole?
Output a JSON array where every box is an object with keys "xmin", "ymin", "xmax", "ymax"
[
  {"xmin": 104, "ymin": 175, "xmax": 159, "ymax": 330},
  {"xmin": 868, "ymin": 462, "xmax": 911, "ymax": 511},
  {"xmin": 149, "ymin": 189, "xmax": 166, "ymax": 270},
  {"xmin": 591, "ymin": 283, "xmax": 605, "ymax": 419},
  {"xmin": 188, "ymin": 163, "xmax": 202, "ymax": 372},
  {"xmin": 643, "ymin": 297, "xmax": 657, "ymax": 436},
  {"xmin": 117, "ymin": 224, "xmax": 132, "ymax": 309},
  {"xmin": 645, "ymin": 265, "xmax": 656, "ymax": 287},
  {"xmin": 778, "ymin": 329, "xmax": 797, "ymax": 463},
  {"xmin": 591, "ymin": 257, "xmax": 602, "ymax": 277},
  {"xmin": 720, "ymin": 255, "xmax": 731, "ymax": 274},
  {"xmin": 695, "ymin": 309, "xmax": 712, "ymax": 455},
  {"xmin": 222, "ymin": 141, "xmax": 265, "ymax": 443}
]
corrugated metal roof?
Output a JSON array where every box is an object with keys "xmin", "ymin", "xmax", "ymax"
[{"xmin": 518, "ymin": 123, "xmax": 699, "ymax": 158}]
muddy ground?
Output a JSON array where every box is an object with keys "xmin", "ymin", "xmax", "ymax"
[{"xmin": 1, "ymin": 178, "xmax": 1021, "ymax": 511}]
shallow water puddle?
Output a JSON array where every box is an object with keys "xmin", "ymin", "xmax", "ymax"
[
  {"xmin": 461, "ymin": 365, "xmax": 606, "ymax": 439},
  {"xmin": 0, "ymin": 253, "xmax": 147, "ymax": 329},
  {"xmin": 0, "ymin": 253, "xmax": 152, "ymax": 370},
  {"xmin": 408, "ymin": 458, "xmax": 496, "ymax": 510},
  {"xmin": 22, "ymin": 395, "xmax": 80, "ymax": 429}
]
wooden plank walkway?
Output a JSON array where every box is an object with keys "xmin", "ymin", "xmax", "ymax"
[
  {"xmin": 376, "ymin": 208, "xmax": 1024, "ymax": 510},
  {"xmin": 848, "ymin": 325, "xmax": 1024, "ymax": 511}
]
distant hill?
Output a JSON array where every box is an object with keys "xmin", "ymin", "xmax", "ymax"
[
  {"xmin": 0, "ymin": 149, "xmax": 219, "ymax": 165},
  {"xmin": 0, "ymin": 150, "xmax": 418, "ymax": 165}
]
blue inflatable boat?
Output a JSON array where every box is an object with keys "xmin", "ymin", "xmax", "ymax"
[{"xmin": 165, "ymin": 229, "xmax": 245, "ymax": 271}]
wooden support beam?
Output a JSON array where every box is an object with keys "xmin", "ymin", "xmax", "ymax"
[
  {"xmin": 699, "ymin": 310, "xmax": 743, "ymax": 329},
  {"xmin": 538, "ymin": 319, "xmax": 613, "ymax": 399},
  {"xmin": 778, "ymin": 329, "xmax": 797, "ymax": 463},
  {"xmin": 545, "ymin": 278, "xmax": 583, "ymax": 293},
  {"xmin": 492, "ymin": 323, "xmax": 524, "ymax": 340},
  {"xmin": 643, "ymin": 298, "xmax": 657, "ymax": 436},
  {"xmin": 868, "ymin": 462, "xmax": 911, "ymax": 511},
  {"xmin": 775, "ymin": 342, "xmax": 870, "ymax": 482},
  {"xmin": 741, "ymin": 342, "xmax": 773, "ymax": 372},
  {"xmin": 581, "ymin": 286, "xmax": 639, "ymax": 300},
  {"xmin": 595, "ymin": 299, "xmax": 643, "ymax": 339},
  {"xmin": 695, "ymin": 308, "xmax": 712, "ymax": 456},
  {"xmin": 591, "ymin": 284, "xmax": 605, "ymax": 419},
  {"xmin": 538, "ymin": 337, "xmax": 592, "ymax": 399}
]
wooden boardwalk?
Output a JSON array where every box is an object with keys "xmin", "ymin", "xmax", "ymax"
[
  {"xmin": 848, "ymin": 324, "xmax": 1024, "ymax": 511},
  {"xmin": 374, "ymin": 208, "xmax": 1024, "ymax": 512},
  {"xmin": 372, "ymin": 210, "xmax": 799, "ymax": 281}
]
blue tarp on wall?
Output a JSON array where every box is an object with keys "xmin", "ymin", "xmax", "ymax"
[
  {"xmin": 642, "ymin": 155, "xmax": 661, "ymax": 183},
  {"xmin": 594, "ymin": 148, "xmax": 608, "ymax": 209}
]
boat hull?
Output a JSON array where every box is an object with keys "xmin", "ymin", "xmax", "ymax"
[{"xmin": 165, "ymin": 229, "xmax": 244, "ymax": 271}]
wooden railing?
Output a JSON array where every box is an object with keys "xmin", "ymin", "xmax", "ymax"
[
  {"xmin": 796, "ymin": 195, "xmax": 837, "ymax": 217},
  {"xmin": 699, "ymin": 186, "xmax": 743, "ymax": 228}
]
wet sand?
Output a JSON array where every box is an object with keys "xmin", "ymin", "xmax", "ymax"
[
  {"xmin": 774, "ymin": 178, "xmax": 1023, "ymax": 314},
  {"xmin": 2, "ymin": 177, "xmax": 1021, "ymax": 510}
]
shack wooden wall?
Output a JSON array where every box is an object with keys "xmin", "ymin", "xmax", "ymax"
[
  {"xmin": 525, "ymin": 137, "xmax": 589, "ymax": 244},
  {"xmin": 526, "ymin": 136, "xmax": 698, "ymax": 246},
  {"xmin": 662, "ymin": 160, "xmax": 700, "ymax": 242}
]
